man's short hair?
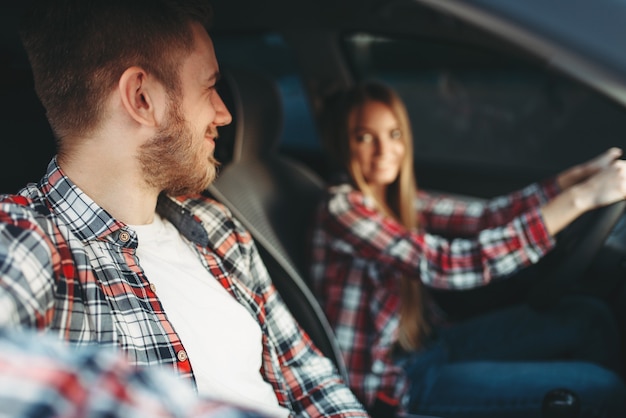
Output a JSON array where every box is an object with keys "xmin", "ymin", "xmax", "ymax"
[{"xmin": 19, "ymin": 0, "xmax": 213, "ymax": 141}]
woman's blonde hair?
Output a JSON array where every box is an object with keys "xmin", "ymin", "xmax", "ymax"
[{"xmin": 322, "ymin": 81, "xmax": 429, "ymax": 351}]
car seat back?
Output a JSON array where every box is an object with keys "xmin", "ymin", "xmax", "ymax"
[{"xmin": 205, "ymin": 67, "xmax": 348, "ymax": 381}]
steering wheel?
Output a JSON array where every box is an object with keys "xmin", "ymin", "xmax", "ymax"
[{"xmin": 527, "ymin": 200, "xmax": 626, "ymax": 309}]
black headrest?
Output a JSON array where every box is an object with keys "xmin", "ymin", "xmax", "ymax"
[{"xmin": 216, "ymin": 67, "xmax": 284, "ymax": 165}]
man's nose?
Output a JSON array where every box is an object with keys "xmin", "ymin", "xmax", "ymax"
[{"xmin": 214, "ymin": 92, "xmax": 232, "ymax": 126}]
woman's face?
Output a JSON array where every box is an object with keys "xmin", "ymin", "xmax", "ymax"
[{"xmin": 348, "ymin": 100, "xmax": 406, "ymax": 189}]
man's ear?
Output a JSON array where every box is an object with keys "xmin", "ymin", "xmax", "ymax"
[{"xmin": 118, "ymin": 66, "xmax": 164, "ymax": 127}]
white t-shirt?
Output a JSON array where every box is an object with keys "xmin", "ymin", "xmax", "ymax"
[{"xmin": 130, "ymin": 215, "xmax": 289, "ymax": 418}]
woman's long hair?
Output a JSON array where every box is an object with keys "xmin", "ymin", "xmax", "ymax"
[{"xmin": 321, "ymin": 81, "xmax": 429, "ymax": 351}]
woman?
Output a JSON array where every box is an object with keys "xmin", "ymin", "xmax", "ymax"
[{"xmin": 309, "ymin": 81, "xmax": 626, "ymax": 417}]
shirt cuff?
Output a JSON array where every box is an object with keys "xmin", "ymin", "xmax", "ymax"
[
  {"xmin": 523, "ymin": 207, "xmax": 557, "ymax": 260},
  {"xmin": 539, "ymin": 176, "xmax": 562, "ymax": 200}
]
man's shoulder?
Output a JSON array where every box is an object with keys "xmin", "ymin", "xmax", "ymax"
[
  {"xmin": 172, "ymin": 193, "xmax": 235, "ymax": 222},
  {"xmin": 0, "ymin": 194, "xmax": 35, "ymax": 208},
  {"xmin": 172, "ymin": 193, "xmax": 256, "ymax": 261},
  {"xmin": 0, "ymin": 187, "xmax": 50, "ymax": 224},
  {"xmin": 0, "ymin": 190, "xmax": 59, "ymax": 264},
  {"xmin": 171, "ymin": 193, "xmax": 252, "ymax": 242}
]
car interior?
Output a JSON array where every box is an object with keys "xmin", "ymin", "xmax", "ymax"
[
  {"xmin": 3, "ymin": 0, "xmax": 626, "ymax": 416},
  {"xmin": 207, "ymin": 9, "xmax": 626, "ymax": 416},
  {"xmin": 203, "ymin": 66, "xmax": 348, "ymax": 380},
  {"xmin": 206, "ymin": 0, "xmax": 626, "ymax": 343}
]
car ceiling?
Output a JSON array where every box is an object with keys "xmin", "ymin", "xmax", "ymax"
[
  {"xmin": 210, "ymin": 0, "xmax": 626, "ymax": 108},
  {"xmin": 421, "ymin": 0, "xmax": 626, "ymax": 106},
  {"xmin": 450, "ymin": 0, "xmax": 626, "ymax": 75},
  {"xmin": 212, "ymin": 0, "xmax": 626, "ymax": 71}
]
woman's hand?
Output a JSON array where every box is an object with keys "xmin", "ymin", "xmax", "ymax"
[
  {"xmin": 542, "ymin": 157, "xmax": 626, "ymax": 236},
  {"xmin": 576, "ymin": 159, "xmax": 626, "ymax": 211},
  {"xmin": 557, "ymin": 147, "xmax": 622, "ymax": 190}
]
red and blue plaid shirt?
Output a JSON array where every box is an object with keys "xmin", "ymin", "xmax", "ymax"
[
  {"xmin": 0, "ymin": 328, "xmax": 268, "ymax": 418},
  {"xmin": 309, "ymin": 179, "xmax": 560, "ymax": 410},
  {"xmin": 0, "ymin": 158, "xmax": 368, "ymax": 418}
]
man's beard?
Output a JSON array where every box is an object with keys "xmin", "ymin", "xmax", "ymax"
[{"xmin": 139, "ymin": 101, "xmax": 219, "ymax": 196}]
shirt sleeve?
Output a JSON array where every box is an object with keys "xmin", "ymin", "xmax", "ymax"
[
  {"xmin": 0, "ymin": 202, "xmax": 57, "ymax": 328},
  {"xmin": 323, "ymin": 185, "xmax": 556, "ymax": 290},
  {"xmin": 417, "ymin": 177, "xmax": 561, "ymax": 237}
]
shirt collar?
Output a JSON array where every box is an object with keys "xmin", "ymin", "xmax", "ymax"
[
  {"xmin": 40, "ymin": 157, "xmax": 124, "ymax": 243},
  {"xmin": 40, "ymin": 157, "xmax": 208, "ymax": 247}
]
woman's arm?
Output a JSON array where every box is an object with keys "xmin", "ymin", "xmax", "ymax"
[
  {"xmin": 418, "ymin": 178, "xmax": 559, "ymax": 237},
  {"xmin": 321, "ymin": 186, "xmax": 554, "ymax": 290},
  {"xmin": 419, "ymin": 147, "xmax": 623, "ymax": 237}
]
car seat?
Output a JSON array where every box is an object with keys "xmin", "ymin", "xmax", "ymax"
[
  {"xmin": 205, "ymin": 67, "xmax": 452, "ymax": 418},
  {"xmin": 204, "ymin": 66, "xmax": 349, "ymax": 381}
]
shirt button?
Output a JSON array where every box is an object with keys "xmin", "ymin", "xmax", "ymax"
[
  {"xmin": 149, "ymin": 283, "xmax": 156, "ymax": 293},
  {"xmin": 119, "ymin": 231, "xmax": 130, "ymax": 242},
  {"xmin": 177, "ymin": 350, "xmax": 188, "ymax": 362}
]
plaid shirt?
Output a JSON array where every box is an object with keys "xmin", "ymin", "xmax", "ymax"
[
  {"xmin": 309, "ymin": 180, "xmax": 559, "ymax": 410},
  {"xmin": 0, "ymin": 158, "xmax": 367, "ymax": 418},
  {"xmin": 0, "ymin": 328, "xmax": 267, "ymax": 418}
]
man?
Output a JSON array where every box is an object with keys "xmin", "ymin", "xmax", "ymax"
[{"xmin": 0, "ymin": 0, "xmax": 368, "ymax": 416}]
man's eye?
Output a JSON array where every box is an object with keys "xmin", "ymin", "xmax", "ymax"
[{"xmin": 390, "ymin": 129, "xmax": 402, "ymax": 140}]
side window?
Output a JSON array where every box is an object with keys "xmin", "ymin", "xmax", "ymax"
[
  {"xmin": 212, "ymin": 34, "xmax": 320, "ymax": 163},
  {"xmin": 341, "ymin": 33, "xmax": 626, "ymax": 196},
  {"xmin": 0, "ymin": 11, "xmax": 55, "ymax": 194}
]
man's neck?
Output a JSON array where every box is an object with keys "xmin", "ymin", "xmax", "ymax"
[{"xmin": 58, "ymin": 149, "xmax": 159, "ymax": 226}]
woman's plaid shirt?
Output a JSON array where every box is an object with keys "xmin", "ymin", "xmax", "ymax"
[{"xmin": 309, "ymin": 179, "xmax": 560, "ymax": 410}]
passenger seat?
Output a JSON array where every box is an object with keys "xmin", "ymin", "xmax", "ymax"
[
  {"xmin": 204, "ymin": 67, "xmax": 348, "ymax": 381},
  {"xmin": 205, "ymin": 67, "xmax": 446, "ymax": 418}
]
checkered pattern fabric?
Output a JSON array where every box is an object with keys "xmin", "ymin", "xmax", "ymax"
[
  {"xmin": 0, "ymin": 158, "xmax": 367, "ymax": 418},
  {"xmin": 309, "ymin": 180, "xmax": 559, "ymax": 409}
]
